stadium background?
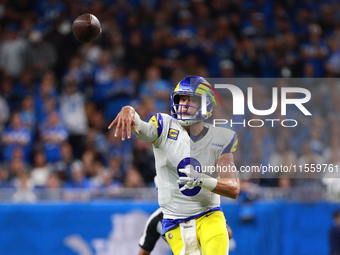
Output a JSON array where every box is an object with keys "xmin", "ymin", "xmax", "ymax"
[{"xmin": 0, "ymin": 0, "xmax": 340, "ymax": 254}]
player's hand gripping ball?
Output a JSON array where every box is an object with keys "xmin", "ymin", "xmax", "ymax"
[{"xmin": 72, "ymin": 14, "xmax": 102, "ymax": 43}]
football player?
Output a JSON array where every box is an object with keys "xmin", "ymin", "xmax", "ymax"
[{"xmin": 109, "ymin": 76, "xmax": 240, "ymax": 255}]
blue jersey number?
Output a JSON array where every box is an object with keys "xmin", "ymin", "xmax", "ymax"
[{"xmin": 177, "ymin": 157, "xmax": 202, "ymax": 196}]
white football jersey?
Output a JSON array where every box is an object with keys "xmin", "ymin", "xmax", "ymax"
[{"xmin": 149, "ymin": 113, "xmax": 238, "ymax": 220}]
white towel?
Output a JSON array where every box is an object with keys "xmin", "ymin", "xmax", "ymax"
[{"xmin": 179, "ymin": 220, "xmax": 202, "ymax": 255}]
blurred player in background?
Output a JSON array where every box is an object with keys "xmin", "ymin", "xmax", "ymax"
[
  {"xmin": 138, "ymin": 207, "xmax": 233, "ymax": 255},
  {"xmin": 330, "ymin": 209, "xmax": 340, "ymax": 255},
  {"xmin": 109, "ymin": 76, "xmax": 239, "ymax": 255}
]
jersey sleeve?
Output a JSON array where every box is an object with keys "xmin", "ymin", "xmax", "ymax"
[
  {"xmin": 219, "ymin": 131, "xmax": 238, "ymax": 158},
  {"xmin": 148, "ymin": 113, "xmax": 164, "ymax": 145},
  {"xmin": 139, "ymin": 209, "xmax": 163, "ymax": 252}
]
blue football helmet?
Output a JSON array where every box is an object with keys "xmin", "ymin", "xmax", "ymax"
[{"xmin": 171, "ymin": 76, "xmax": 216, "ymax": 126}]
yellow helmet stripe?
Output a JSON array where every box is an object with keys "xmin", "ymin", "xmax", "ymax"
[{"xmin": 174, "ymin": 82, "xmax": 180, "ymax": 92}]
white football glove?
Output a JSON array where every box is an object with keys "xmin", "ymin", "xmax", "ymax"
[
  {"xmin": 177, "ymin": 165, "xmax": 203, "ymax": 191},
  {"xmin": 177, "ymin": 165, "xmax": 218, "ymax": 192}
]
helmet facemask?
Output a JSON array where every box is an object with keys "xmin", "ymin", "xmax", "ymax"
[{"xmin": 172, "ymin": 94, "xmax": 213, "ymax": 126}]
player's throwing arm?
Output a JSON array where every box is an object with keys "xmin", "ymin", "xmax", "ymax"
[{"xmin": 108, "ymin": 106, "xmax": 158, "ymax": 143}]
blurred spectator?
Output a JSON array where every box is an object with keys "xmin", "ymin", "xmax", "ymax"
[
  {"xmin": 242, "ymin": 126, "xmax": 275, "ymax": 166},
  {"xmin": 106, "ymin": 130, "xmax": 132, "ymax": 171},
  {"xmin": 212, "ymin": 16, "xmax": 235, "ymax": 62},
  {"xmin": 330, "ymin": 210, "xmax": 340, "ymax": 255},
  {"xmin": 233, "ymin": 38, "xmax": 259, "ymax": 77},
  {"xmin": 86, "ymin": 111, "xmax": 107, "ymax": 156},
  {"xmin": 219, "ymin": 59, "xmax": 235, "ymax": 78},
  {"xmin": 91, "ymin": 50, "xmax": 115, "ymax": 104},
  {"xmin": 319, "ymin": 4, "xmax": 334, "ymax": 36},
  {"xmin": 133, "ymin": 139, "xmax": 156, "ymax": 186},
  {"xmin": 293, "ymin": 8, "xmax": 312, "ymax": 39},
  {"xmin": 258, "ymin": 37, "xmax": 279, "ymax": 77},
  {"xmin": 46, "ymin": 172, "xmax": 61, "ymax": 190},
  {"xmin": 278, "ymin": 32, "xmax": 302, "ymax": 77},
  {"xmin": 0, "ymin": 24, "xmax": 27, "ymax": 78},
  {"xmin": 7, "ymin": 158, "xmax": 27, "ymax": 181},
  {"xmin": 124, "ymin": 165, "xmax": 145, "ymax": 188},
  {"xmin": 40, "ymin": 111, "xmax": 68, "ymax": 162},
  {"xmin": 324, "ymin": 137, "xmax": 340, "ymax": 164},
  {"xmin": 59, "ymin": 77, "xmax": 88, "ymax": 158},
  {"xmin": 6, "ymin": 0, "xmax": 35, "ymax": 22},
  {"xmin": 176, "ymin": 10, "xmax": 196, "ymax": 46},
  {"xmin": 37, "ymin": 71, "xmax": 58, "ymax": 100},
  {"xmin": 24, "ymin": 29, "xmax": 57, "ymax": 79},
  {"xmin": 20, "ymin": 96, "xmax": 36, "ymax": 130},
  {"xmin": 183, "ymin": 54, "xmax": 200, "ymax": 76},
  {"xmin": 99, "ymin": 169, "xmax": 123, "ymax": 193},
  {"xmin": 2, "ymin": 113, "xmax": 32, "ymax": 162},
  {"xmin": 80, "ymin": 42, "xmax": 102, "ymax": 70},
  {"xmin": 13, "ymin": 68, "xmax": 36, "ymax": 99},
  {"xmin": 243, "ymin": 12, "xmax": 267, "ymax": 47},
  {"xmin": 30, "ymin": 151, "xmax": 50, "ymax": 187},
  {"xmin": 125, "ymin": 30, "xmax": 150, "ymax": 73},
  {"xmin": 64, "ymin": 161, "xmax": 91, "ymax": 189},
  {"xmin": 309, "ymin": 127, "xmax": 325, "ymax": 155},
  {"xmin": 42, "ymin": 172, "xmax": 62, "ymax": 200},
  {"xmin": 300, "ymin": 24, "xmax": 328, "ymax": 77},
  {"xmin": 52, "ymin": 142, "xmax": 77, "ymax": 180},
  {"xmin": 37, "ymin": 95, "xmax": 58, "ymax": 125},
  {"xmin": 19, "ymin": 16, "xmax": 35, "ymax": 38},
  {"xmin": 92, "ymin": 168, "xmax": 123, "ymax": 198},
  {"xmin": 109, "ymin": 32, "xmax": 125, "ymax": 63},
  {"xmin": 36, "ymin": 0, "xmax": 66, "ymax": 25},
  {"xmin": 0, "ymin": 95, "xmax": 10, "ymax": 134},
  {"xmin": 297, "ymin": 142, "xmax": 325, "ymax": 167},
  {"xmin": 81, "ymin": 150, "xmax": 95, "ymax": 177},
  {"xmin": 0, "ymin": 77, "xmax": 16, "ymax": 111},
  {"xmin": 269, "ymin": 138, "xmax": 297, "ymax": 167},
  {"xmin": 108, "ymin": 155, "xmax": 125, "ymax": 183},
  {"xmin": 10, "ymin": 147, "xmax": 26, "ymax": 163},
  {"xmin": 62, "ymin": 55, "xmax": 85, "ymax": 85},
  {"xmin": 140, "ymin": 66, "xmax": 171, "ymax": 112},
  {"xmin": 0, "ymin": 168, "xmax": 12, "ymax": 188},
  {"xmin": 237, "ymin": 179, "xmax": 258, "ymax": 222},
  {"xmin": 12, "ymin": 172, "xmax": 36, "ymax": 203},
  {"xmin": 303, "ymin": 63, "xmax": 315, "ymax": 78},
  {"xmin": 36, "ymin": 71, "xmax": 58, "ymax": 123},
  {"xmin": 278, "ymin": 177, "xmax": 292, "ymax": 191},
  {"xmin": 89, "ymin": 159, "xmax": 104, "ymax": 188},
  {"xmin": 325, "ymin": 37, "xmax": 340, "ymax": 77},
  {"xmin": 105, "ymin": 66, "xmax": 136, "ymax": 121}
]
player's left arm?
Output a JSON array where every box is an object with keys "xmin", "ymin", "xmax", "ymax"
[
  {"xmin": 178, "ymin": 153, "xmax": 240, "ymax": 199},
  {"xmin": 211, "ymin": 152, "xmax": 240, "ymax": 199}
]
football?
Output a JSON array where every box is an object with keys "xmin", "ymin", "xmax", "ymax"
[{"xmin": 72, "ymin": 14, "xmax": 102, "ymax": 43}]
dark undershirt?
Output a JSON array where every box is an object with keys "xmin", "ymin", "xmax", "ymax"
[{"xmin": 190, "ymin": 126, "xmax": 209, "ymax": 143}]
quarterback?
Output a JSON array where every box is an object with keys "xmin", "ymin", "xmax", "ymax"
[{"xmin": 109, "ymin": 76, "xmax": 240, "ymax": 255}]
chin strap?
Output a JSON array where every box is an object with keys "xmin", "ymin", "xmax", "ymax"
[{"xmin": 178, "ymin": 119, "xmax": 201, "ymax": 126}]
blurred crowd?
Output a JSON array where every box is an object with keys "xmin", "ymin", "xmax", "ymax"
[{"xmin": 0, "ymin": 0, "xmax": 340, "ymax": 201}]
